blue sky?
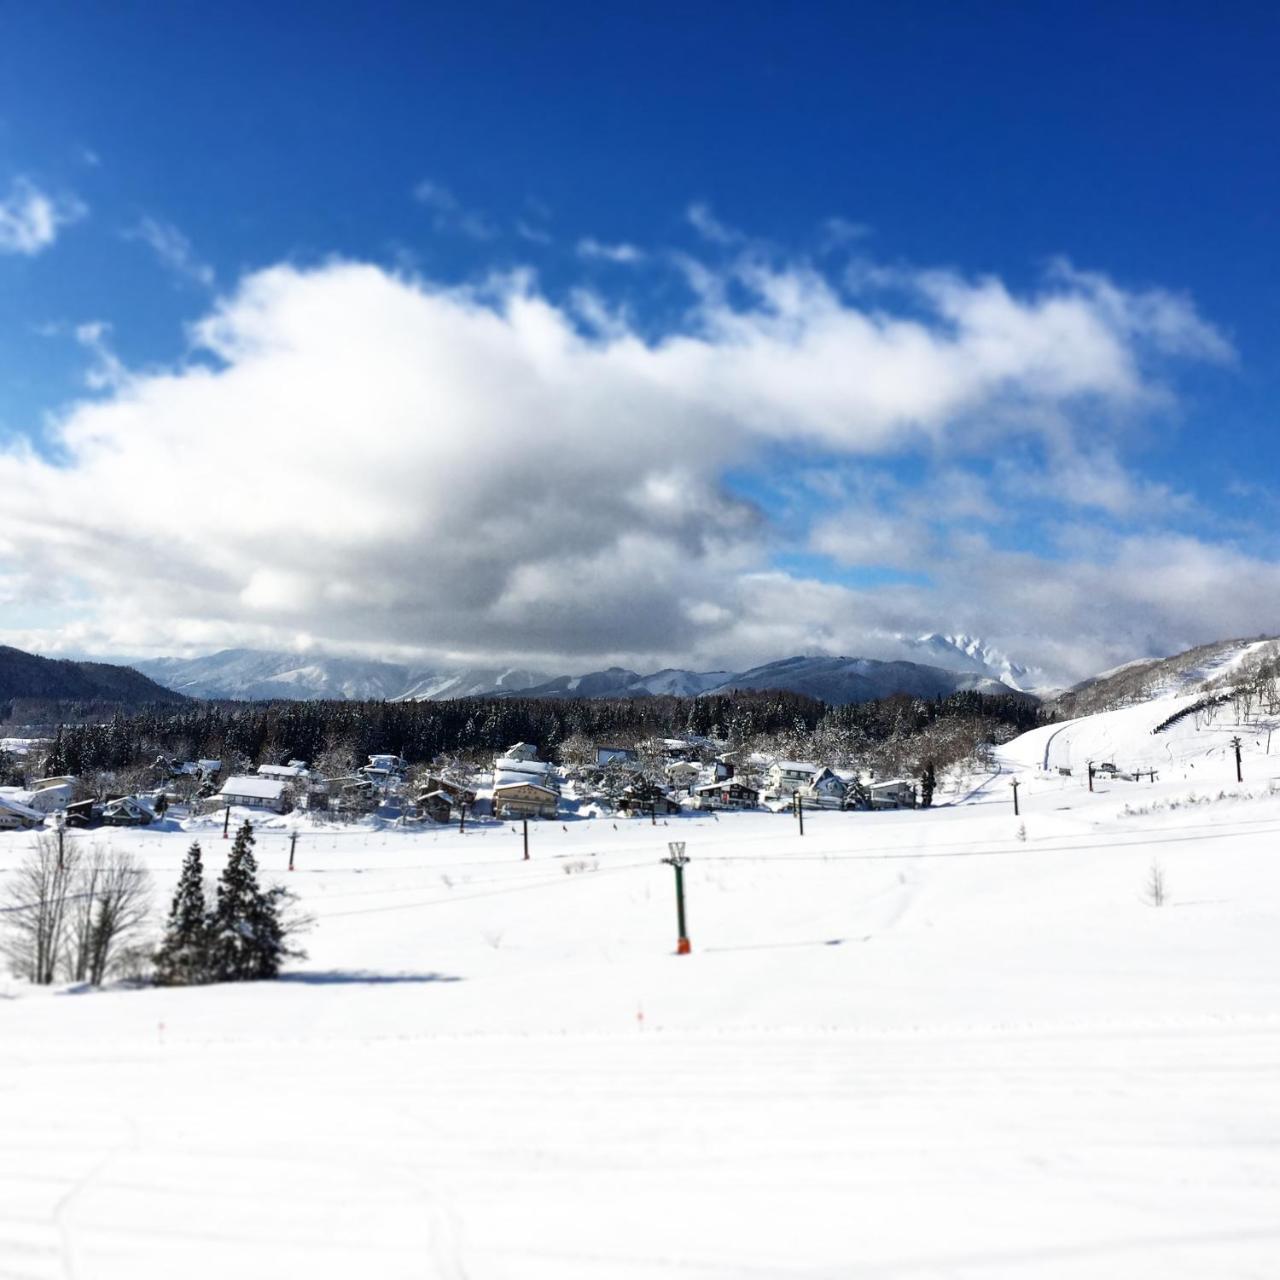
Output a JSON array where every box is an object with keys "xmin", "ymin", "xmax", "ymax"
[{"xmin": 0, "ymin": 2, "xmax": 1278, "ymax": 681}]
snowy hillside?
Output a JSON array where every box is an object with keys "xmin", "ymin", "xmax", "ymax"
[
  {"xmin": 5, "ymin": 684, "xmax": 1280, "ymax": 1275},
  {"xmin": 1051, "ymin": 636, "xmax": 1277, "ymax": 718}
]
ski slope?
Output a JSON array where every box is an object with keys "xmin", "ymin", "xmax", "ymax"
[{"xmin": 3, "ymin": 715, "xmax": 1280, "ymax": 1278}]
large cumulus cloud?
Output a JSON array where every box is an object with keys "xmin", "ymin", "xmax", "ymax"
[{"xmin": 0, "ymin": 250, "xmax": 1247, "ymax": 681}]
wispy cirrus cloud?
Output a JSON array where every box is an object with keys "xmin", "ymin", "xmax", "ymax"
[
  {"xmin": 0, "ymin": 178, "xmax": 86, "ymax": 255},
  {"xmin": 576, "ymin": 237, "xmax": 644, "ymax": 264},
  {"xmin": 412, "ymin": 179, "xmax": 496, "ymax": 240},
  {"xmin": 125, "ymin": 216, "xmax": 215, "ymax": 288}
]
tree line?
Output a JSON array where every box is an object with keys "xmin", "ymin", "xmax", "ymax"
[{"xmin": 28, "ymin": 688, "xmax": 1047, "ymax": 781}]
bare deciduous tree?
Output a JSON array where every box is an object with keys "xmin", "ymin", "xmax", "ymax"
[
  {"xmin": 0, "ymin": 834, "xmax": 81, "ymax": 984},
  {"xmin": 1144, "ymin": 860, "xmax": 1167, "ymax": 908},
  {"xmin": 67, "ymin": 848, "xmax": 153, "ymax": 985}
]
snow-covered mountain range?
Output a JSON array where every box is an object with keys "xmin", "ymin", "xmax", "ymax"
[
  {"xmin": 130, "ymin": 642, "xmax": 1033, "ymax": 706},
  {"xmin": 899, "ymin": 633, "xmax": 1043, "ymax": 692}
]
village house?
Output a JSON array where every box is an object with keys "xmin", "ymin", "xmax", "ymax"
[
  {"xmin": 258, "ymin": 760, "xmax": 310, "ymax": 781},
  {"xmin": 218, "ymin": 775, "xmax": 290, "ymax": 814},
  {"xmin": 868, "ymin": 779, "xmax": 918, "ymax": 810},
  {"xmin": 692, "ymin": 778, "xmax": 760, "ymax": 810},
  {"xmin": 504, "ymin": 742, "xmax": 540, "ymax": 762},
  {"xmin": 416, "ymin": 790, "xmax": 454, "ymax": 824},
  {"xmin": 360, "ymin": 754, "xmax": 408, "ymax": 785},
  {"xmin": 102, "ymin": 796, "xmax": 154, "ymax": 827},
  {"xmin": 798, "ymin": 767, "xmax": 848, "ymax": 810},
  {"xmin": 618, "ymin": 777, "xmax": 679, "ymax": 815},
  {"xmin": 595, "ymin": 744, "xmax": 638, "ymax": 767},
  {"xmin": 664, "ymin": 760, "xmax": 702, "ymax": 792},
  {"xmin": 766, "ymin": 761, "xmax": 820, "ymax": 798},
  {"xmin": 0, "ymin": 793, "xmax": 43, "ymax": 830},
  {"xmin": 421, "ymin": 774, "xmax": 478, "ymax": 809},
  {"xmin": 14, "ymin": 780, "xmax": 76, "ymax": 814},
  {"xmin": 492, "ymin": 779, "xmax": 559, "ymax": 819}
]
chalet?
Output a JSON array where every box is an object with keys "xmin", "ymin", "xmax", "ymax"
[
  {"xmin": 868, "ymin": 779, "xmax": 917, "ymax": 810},
  {"xmin": 504, "ymin": 742, "xmax": 540, "ymax": 763},
  {"xmin": 798, "ymin": 767, "xmax": 848, "ymax": 810},
  {"xmin": 493, "ymin": 780, "xmax": 559, "ymax": 819},
  {"xmin": 692, "ymin": 778, "xmax": 759, "ymax": 810},
  {"xmin": 416, "ymin": 790, "xmax": 454, "ymax": 824},
  {"xmin": 0, "ymin": 794, "xmax": 43, "ymax": 830},
  {"xmin": 218, "ymin": 776, "xmax": 290, "ymax": 814},
  {"xmin": 596, "ymin": 745, "xmax": 639, "ymax": 767},
  {"xmin": 767, "ymin": 761, "xmax": 819, "ymax": 797}
]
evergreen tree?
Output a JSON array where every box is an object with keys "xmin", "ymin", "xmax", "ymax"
[
  {"xmin": 154, "ymin": 842, "xmax": 210, "ymax": 985},
  {"xmin": 920, "ymin": 760, "xmax": 936, "ymax": 808},
  {"xmin": 210, "ymin": 821, "xmax": 290, "ymax": 981}
]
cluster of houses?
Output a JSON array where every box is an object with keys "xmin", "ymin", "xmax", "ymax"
[
  {"xmin": 404, "ymin": 738, "xmax": 920, "ymax": 826},
  {"xmin": 0, "ymin": 736, "xmax": 921, "ymax": 834}
]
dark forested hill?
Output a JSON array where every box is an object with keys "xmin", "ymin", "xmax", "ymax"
[{"xmin": 0, "ymin": 645, "xmax": 188, "ymax": 716}]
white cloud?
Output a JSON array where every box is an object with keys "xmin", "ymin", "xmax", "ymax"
[
  {"xmin": 0, "ymin": 178, "xmax": 86, "ymax": 255},
  {"xmin": 0, "ymin": 251, "xmax": 1243, "ymax": 681},
  {"xmin": 412, "ymin": 180, "xmax": 496, "ymax": 240},
  {"xmin": 125, "ymin": 216, "xmax": 215, "ymax": 288},
  {"xmin": 577, "ymin": 237, "xmax": 644, "ymax": 264}
]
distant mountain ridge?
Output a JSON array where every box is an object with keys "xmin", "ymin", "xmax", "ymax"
[{"xmin": 129, "ymin": 645, "xmax": 1031, "ymax": 706}]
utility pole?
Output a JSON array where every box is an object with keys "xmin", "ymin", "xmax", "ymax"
[
  {"xmin": 223, "ymin": 802, "xmax": 231, "ymax": 839},
  {"xmin": 288, "ymin": 831, "xmax": 298, "ymax": 871},
  {"xmin": 663, "ymin": 841, "xmax": 691, "ymax": 955},
  {"xmin": 793, "ymin": 790, "xmax": 805, "ymax": 835},
  {"xmin": 522, "ymin": 815, "xmax": 529, "ymax": 861},
  {"xmin": 1231, "ymin": 736, "xmax": 1243, "ymax": 782},
  {"xmin": 459, "ymin": 802, "xmax": 466, "ymax": 834},
  {"xmin": 1087, "ymin": 762, "xmax": 1095, "ymax": 793},
  {"xmin": 55, "ymin": 812, "xmax": 65, "ymax": 872},
  {"xmin": 1010, "ymin": 777, "xmax": 1020, "ymax": 816}
]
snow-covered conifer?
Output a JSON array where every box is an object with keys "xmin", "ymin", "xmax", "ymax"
[{"xmin": 154, "ymin": 841, "xmax": 210, "ymax": 985}]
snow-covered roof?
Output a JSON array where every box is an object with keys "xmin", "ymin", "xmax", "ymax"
[
  {"xmin": 495, "ymin": 768, "xmax": 558, "ymax": 789},
  {"xmin": 258, "ymin": 763, "xmax": 308, "ymax": 778},
  {"xmin": 493, "ymin": 780, "xmax": 558, "ymax": 797},
  {"xmin": 0, "ymin": 794, "xmax": 43, "ymax": 821},
  {"xmin": 771, "ymin": 761, "xmax": 819, "ymax": 775},
  {"xmin": 220, "ymin": 776, "xmax": 286, "ymax": 800},
  {"xmin": 495, "ymin": 757, "xmax": 551, "ymax": 776},
  {"xmin": 693, "ymin": 779, "xmax": 758, "ymax": 793}
]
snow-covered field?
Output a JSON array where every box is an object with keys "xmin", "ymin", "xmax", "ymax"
[{"xmin": 4, "ymin": 699, "xmax": 1280, "ymax": 1277}]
